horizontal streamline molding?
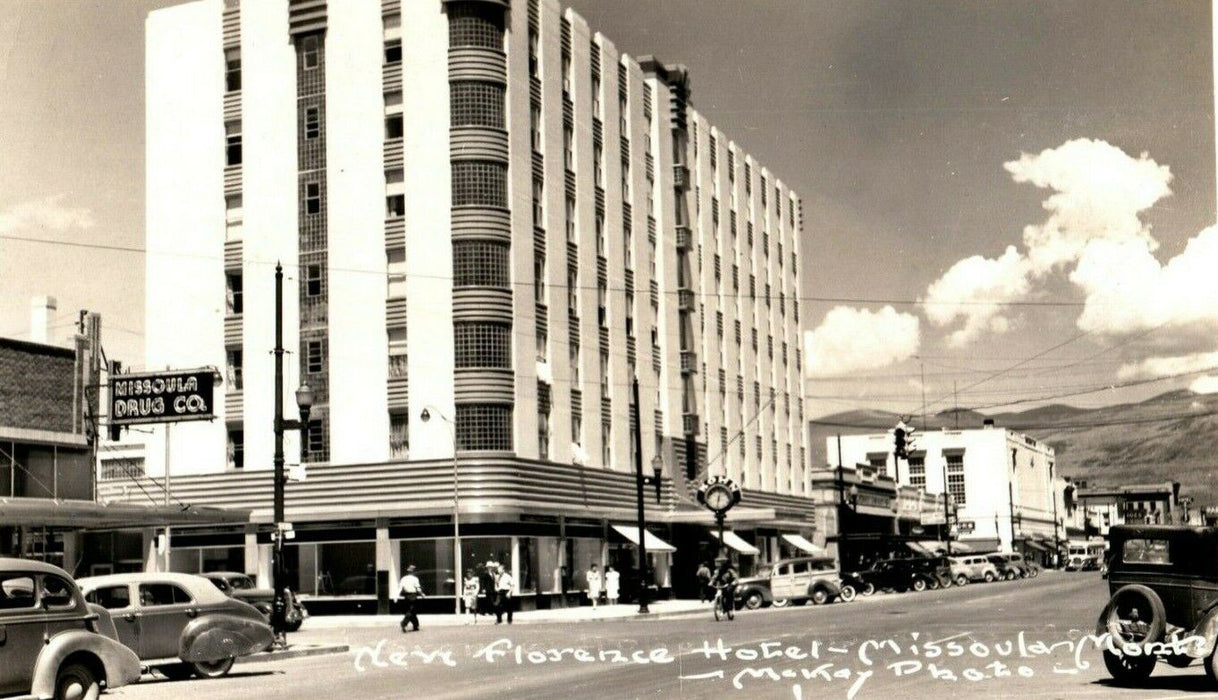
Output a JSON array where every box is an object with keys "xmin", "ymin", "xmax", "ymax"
[
  {"xmin": 383, "ymin": 62, "xmax": 402, "ymax": 89},
  {"xmin": 451, "ymin": 207, "xmax": 511, "ymax": 239},
  {"xmin": 223, "ymin": 92, "xmax": 241, "ymax": 122},
  {"xmin": 385, "ymin": 297, "xmax": 407, "ymax": 328},
  {"xmin": 451, "ymin": 287, "xmax": 512, "ymax": 320},
  {"xmin": 224, "ymin": 241, "xmax": 242, "ymax": 269},
  {"xmin": 384, "ymin": 139, "xmax": 404, "ymax": 169},
  {"xmin": 387, "ymin": 376, "xmax": 408, "ymax": 408},
  {"xmin": 222, "ymin": 8, "xmax": 240, "ymax": 48},
  {"xmin": 448, "ymin": 48, "xmax": 507, "ymax": 84},
  {"xmin": 99, "ymin": 456, "xmax": 677, "ymax": 521},
  {"xmin": 224, "ymin": 315, "xmax": 242, "ymax": 346},
  {"xmin": 384, "ymin": 218, "xmax": 405, "ymax": 250},
  {"xmin": 288, "ymin": 0, "xmax": 327, "ymax": 36},
  {"xmin": 224, "ymin": 166, "xmax": 242, "ymax": 194},
  {"xmin": 454, "ymin": 368, "xmax": 514, "ymax": 402},
  {"xmin": 224, "ymin": 392, "xmax": 243, "ymax": 423},
  {"xmin": 442, "ymin": 0, "xmax": 510, "ymax": 7},
  {"xmin": 449, "ymin": 127, "xmax": 509, "ymax": 163}
]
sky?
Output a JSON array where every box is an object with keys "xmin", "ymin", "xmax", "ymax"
[{"xmin": 0, "ymin": 0, "xmax": 1214, "ymax": 422}]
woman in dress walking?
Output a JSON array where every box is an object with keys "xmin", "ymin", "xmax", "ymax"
[{"xmin": 604, "ymin": 565, "xmax": 620, "ymax": 605}]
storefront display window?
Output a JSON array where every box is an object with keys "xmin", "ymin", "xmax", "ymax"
[
  {"xmin": 401, "ymin": 539, "xmax": 455, "ymax": 596},
  {"xmin": 316, "ymin": 541, "xmax": 376, "ymax": 597}
]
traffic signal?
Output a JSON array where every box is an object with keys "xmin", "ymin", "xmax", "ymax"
[{"xmin": 894, "ymin": 427, "xmax": 907, "ymax": 459}]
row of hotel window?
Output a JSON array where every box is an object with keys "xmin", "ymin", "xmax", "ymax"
[{"xmin": 867, "ymin": 453, "xmax": 968, "ymax": 505}]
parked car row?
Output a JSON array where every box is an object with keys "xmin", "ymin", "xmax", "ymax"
[
  {"xmin": 1, "ymin": 557, "xmax": 277, "ymax": 700},
  {"xmin": 734, "ymin": 552, "xmax": 1041, "ymax": 611}
]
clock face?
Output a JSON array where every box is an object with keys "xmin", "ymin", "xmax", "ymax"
[{"xmin": 706, "ymin": 485, "xmax": 732, "ymax": 511}]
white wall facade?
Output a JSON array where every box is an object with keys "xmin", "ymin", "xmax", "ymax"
[{"xmin": 831, "ymin": 426, "xmax": 1059, "ymax": 552}]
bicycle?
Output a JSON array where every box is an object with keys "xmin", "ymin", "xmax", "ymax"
[{"xmin": 712, "ymin": 583, "xmax": 735, "ymax": 621}]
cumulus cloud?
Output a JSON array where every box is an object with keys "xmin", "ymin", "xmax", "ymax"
[
  {"xmin": 1117, "ymin": 351, "xmax": 1218, "ymax": 381},
  {"xmin": 805, "ymin": 306, "xmax": 920, "ymax": 377},
  {"xmin": 1190, "ymin": 376, "xmax": 1218, "ymax": 395},
  {"xmin": 922, "ymin": 245, "xmax": 1031, "ymax": 346},
  {"xmin": 1071, "ymin": 227, "xmax": 1218, "ymax": 335},
  {"xmin": 0, "ymin": 195, "xmax": 94, "ymax": 234},
  {"xmin": 1005, "ymin": 138, "xmax": 1172, "ymax": 273},
  {"xmin": 923, "ymin": 138, "xmax": 1179, "ymax": 347}
]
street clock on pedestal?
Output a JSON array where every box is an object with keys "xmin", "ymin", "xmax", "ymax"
[{"xmin": 697, "ymin": 475, "xmax": 742, "ymax": 515}]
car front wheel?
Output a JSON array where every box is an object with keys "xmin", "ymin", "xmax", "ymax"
[
  {"xmin": 193, "ymin": 658, "xmax": 236, "ymax": 679},
  {"xmin": 743, "ymin": 591, "xmax": 765, "ymax": 610},
  {"xmin": 860, "ymin": 582, "xmax": 876, "ymax": 596},
  {"xmin": 838, "ymin": 585, "xmax": 857, "ymax": 603},
  {"xmin": 983, "ymin": 571, "xmax": 996, "ymax": 583},
  {"xmin": 911, "ymin": 578, "xmax": 927, "ymax": 592},
  {"xmin": 54, "ymin": 662, "xmax": 100, "ymax": 700},
  {"xmin": 955, "ymin": 574, "xmax": 969, "ymax": 587},
  {"xmin": 1103, "ymin": 648, "xmax": 1155, "ymax": 684}
]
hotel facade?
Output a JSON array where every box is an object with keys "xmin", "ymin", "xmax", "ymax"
[{"xmin": 104, "ymin": 0, "xmax": 813, "ymax": 611}]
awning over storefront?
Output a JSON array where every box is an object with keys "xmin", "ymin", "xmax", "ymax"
[
  {"xmin": 957, "ymin": 538, "xmax": 1000, "ymax": 553},
  {"xmin": 906, "ymin": 540, "xmax": 947, "ymax": 556},
  {"xmin": 948, "ymin": 541, "xmax": 976, "ymax": 553},
  {"xmin": 1022, "ymin": 540, "xmax": 1049, "ymax": 553},
  {"xmin": 610, "ymin": 525, "xmax": 676, "ymax": 553},
  {"xmin": 712, "ymin": 530, "xmax": 761, "ymax": 555},
  {"xmin": 781, "ymin": 534, "xmax": 823, "ymax": 554}
]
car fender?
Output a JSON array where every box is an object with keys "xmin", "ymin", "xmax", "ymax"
[
  {"xmin": 808, "ymin": 579, "xmax": 841, "ymax": 597},
  {"xmin": 180, "ymin": 613, "xmax": 275, "ymax": 663},
  {"xmin": 1186, "ymin": 607, "xmax": 1218, "ymax": 659},
  {"xmin": 30, "ymin": 629, "xmax": 142, "ymax": 698}
]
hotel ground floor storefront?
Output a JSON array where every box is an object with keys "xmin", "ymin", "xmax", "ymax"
[{"xmin": 96, "ymin": 457, "xmax": 819, "ymax": 614}]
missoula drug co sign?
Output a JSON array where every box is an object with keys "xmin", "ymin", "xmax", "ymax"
[{"xmin": 110, "ymin": 369, "xmax": 217, "ymax": 425}]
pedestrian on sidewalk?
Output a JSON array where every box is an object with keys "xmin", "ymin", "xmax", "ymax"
[
  {"xmin": 462, "ymin": 569, "xmax": 481, "ymax": 624},
  {"xmin": 494, "ymin": 565, "xmax": 515, "ymax": 624},
  {"xmin": 396, "ymin": 564, "xmax": 425, "ymax": 632},
  {"xmin": 604, "ymin": 565, "xmax": 620, "ymax": 605},
  {"xmin": 696, "ymin": 561, "xmax": 712, "ymax": 603},
  {"xmin": 585, "ymin": 563, "xmax": 602, "ymax": 608}
]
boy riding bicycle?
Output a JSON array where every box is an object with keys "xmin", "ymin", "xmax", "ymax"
[{"xmin": 710, "ymin": 556, "xmax": 738, "ymax": 615}]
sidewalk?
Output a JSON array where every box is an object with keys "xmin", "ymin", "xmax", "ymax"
[{"xmin": 301, "ymin": 598, "xmax": 709, "ymax": 629}]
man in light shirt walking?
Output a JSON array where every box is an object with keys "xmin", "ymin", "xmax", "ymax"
[
  {"xmin": 494, "ymin": 565, "xmax": 515, "ymax": 625},
  {"xmin": 396, "ymin": 564, "xmax": 425, "ymax": 632}
]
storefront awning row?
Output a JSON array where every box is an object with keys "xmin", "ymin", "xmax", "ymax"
[
  {"xmin": 781, "ymin": 533, "xmax": 823, "ymax": 555},
  {"xmin": 712, "ymin": 530, "xmax": 761, "ymax": 555},
  {"xmin": 610, "ymin": 525, "xmax": 676, "ymax": 553}
]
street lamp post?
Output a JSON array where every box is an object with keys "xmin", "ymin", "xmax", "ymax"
[
  {"xmin": 271, "ymin": 263, "xmax": 313, "ymax": 646},
  {"xmin": 631, "ymin": 377, "xmax": 663, "ymax": 614},
  {"xmin": 421, "ymin": 407, "xmax": 461, "ymax": 616}
]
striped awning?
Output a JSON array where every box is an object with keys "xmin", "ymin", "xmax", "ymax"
[{"xmin": 610, "ymin": 525, "xmax": 676, "ymax": 553}]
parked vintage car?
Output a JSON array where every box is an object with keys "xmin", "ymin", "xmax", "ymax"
[
  {"xmin": 735, "ymin": 556, "xmax": 850, "ymax": 609},
  {"xmin": 990, "ymin": 552, "xmax": 1039, "ymax": 579},
  {"xmin": 986, "ymin": 553, "xmax": 1022, "ymax": 581},
  {"xmin": 948, "ymin": 555, "xmax": 1001, "ymax": 585},
  {"xmin": 0, "ymin": 558, "xmax": 141, "ymax": 700},
  {"xmin": 199, "ymin": 571, "xmax": 306, "ymax": 632},
  {"xmin": 907, "ymin": 556, "xmax": 955, "ymax": 589},
  {"xmin": 845, "ymin": 557, "xmax": 936, "ymax": 594},
  {"xmin": 78, "ymin": 572, "xmax": 274, "ymax": 681},
  {"xmin": 1096, "ymin": 525, "xmax": 1218, "ymax": 686}
]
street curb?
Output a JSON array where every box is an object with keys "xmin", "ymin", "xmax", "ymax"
[
  {"xmin": 299, "ymin": 609, "xmax": 711, "ymax": 630},
  {"xmin": 235, "ymin": 643, "xmax": 351, "ymax": 665}
]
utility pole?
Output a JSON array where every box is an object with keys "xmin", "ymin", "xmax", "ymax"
[
  {"xmin": 953, "ymin": 381, "xmax": 959, "ymax": 430},
  {"xmin": 631, "ymin": 377, "xmax": 649, "ymax": 614}
]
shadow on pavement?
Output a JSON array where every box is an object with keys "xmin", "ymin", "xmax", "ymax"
[
  {"xmin": 139, "ymin": 670, "xmax": 281, "ymax": 685},
  {"xmin": 1093, "ymin": 675, "xmax": 1214, "ymax": 693}
]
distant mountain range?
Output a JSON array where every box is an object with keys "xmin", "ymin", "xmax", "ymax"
[{"xmin": 808, "ymin": 390, "xmax": 1218, "ymax": 505}]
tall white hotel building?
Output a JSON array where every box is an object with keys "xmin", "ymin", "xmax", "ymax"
[{"xmin": 108, "ymin": 0, "xmax": 814, "ymax": 610}]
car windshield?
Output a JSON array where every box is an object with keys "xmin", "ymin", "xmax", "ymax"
[
  {"xmin": 228, "ymin": 576, "xmax": 255, "ymax": 590},
  {"xmin": 755, "ymin": 565, "xmax": 773, "ymax": 578}
]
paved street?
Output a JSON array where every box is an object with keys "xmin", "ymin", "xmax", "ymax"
[{"xmin": 109, "ymin": 572, "xmax": 1218, "ymax": 699}]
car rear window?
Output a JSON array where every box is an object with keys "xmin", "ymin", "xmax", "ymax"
[
  {"xmin": 139, "ymin": 583, "xmax": 193, "ymax": 606},
  {"xmin": 229, "ymin": 576, "xmax": 254, "ymax": 590},
  {"xmin": 88, "ymin": 585, "xmax": 131, "ymax": 610},
  {"xmin": 0, "ymin": 575, "xmax": 36, "ymax": 610},
  {"xmin": 41, "ymin": 575, "xmax": 75, "ymax": 609},
  {"xmin": 1122, "ymin": 538, "xmax": 1170, "ymax": 565}
]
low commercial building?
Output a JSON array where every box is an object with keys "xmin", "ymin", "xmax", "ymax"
[
  {"xmin": 828, "ymin": 420, "xmax": 1069, "ymax": 564},
  {"xmin": 1, "ymin": 302, "xmax": 244, "ymax": 575},
  {"xmin": 1074, "ymin": 481, "xmax": 1185, "ymax": 534}
]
